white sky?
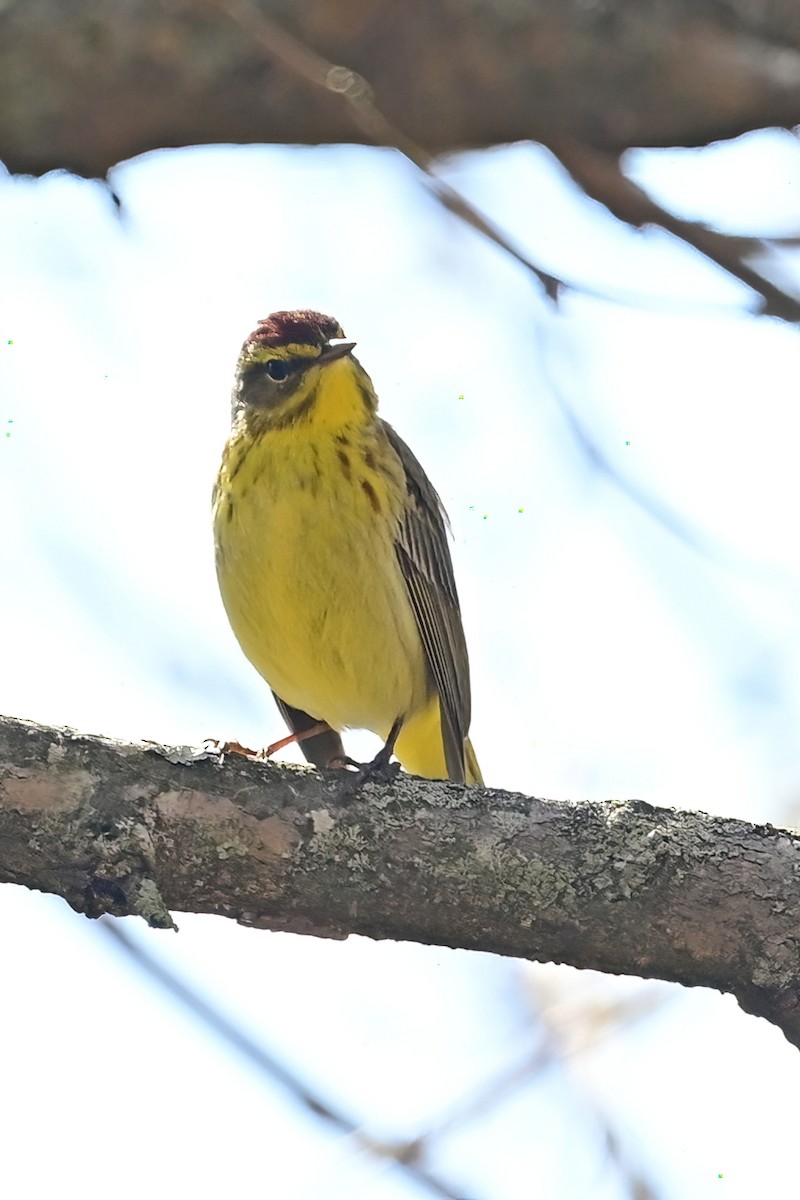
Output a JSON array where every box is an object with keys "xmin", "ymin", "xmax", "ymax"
[{"xmin": 2, "ymin": 130, "xmax": 800, "ymax": 1198}]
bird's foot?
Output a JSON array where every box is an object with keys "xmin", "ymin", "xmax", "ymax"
[
  {"xmin": 334, "ymin": 718, "xmax": 403, "ymax": 798},
  {"xmin": 207, "ymin": 738, "xmax": 260, "ymax": 759},
  {"xmin": 206, "ymin": 721, "xmax": 333, "ymax": 763}
]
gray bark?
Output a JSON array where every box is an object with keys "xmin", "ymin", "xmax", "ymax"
[{"xmin": 1, "ymin": 714, "xmax": 799, "ymax": 1048}]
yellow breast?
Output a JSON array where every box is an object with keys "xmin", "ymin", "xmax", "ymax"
[{"xmin": 213, "ymin": 416, "xmax": 431, "ymax": 738}]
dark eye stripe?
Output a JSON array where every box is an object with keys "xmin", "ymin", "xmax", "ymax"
[
  {"xmin": 265, "ymin": 357, "xmax": 308, "ymax": 381},
  {"xmin": 241, "ymin": 357, "xmax": 304, "ymax": 384}
]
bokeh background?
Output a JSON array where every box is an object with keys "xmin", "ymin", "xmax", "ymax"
[{"xmin": 2, "ymin": 130, "xmax": 800, "ymax": 1197}]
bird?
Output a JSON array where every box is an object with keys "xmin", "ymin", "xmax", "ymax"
[{"xmin": 212, "ymin": 309, "xmax": 482, "ymax": 785}]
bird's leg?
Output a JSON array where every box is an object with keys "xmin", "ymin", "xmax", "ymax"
[
  {"xmin": 266, "ymin": 722, "xmax": 331, "ymax": 758},
  {"xmin": 337, "ymin": 716, "xmax": 403, "ymax": 796},
  {"xmin": 368, "ymin": 715, "xmax": 404, "ymax": 775}
]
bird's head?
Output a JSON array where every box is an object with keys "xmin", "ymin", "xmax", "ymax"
[{"xmin": 232, "ymin": 309, "xmax": 376, "ymax": 432}]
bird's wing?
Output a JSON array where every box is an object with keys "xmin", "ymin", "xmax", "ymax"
[{"xmin": 382, "ymin": 419, "xmax": 472, "ymax": 781}]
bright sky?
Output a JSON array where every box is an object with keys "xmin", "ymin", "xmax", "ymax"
[{"xmin": 2, "ymin": 130, "xmax": 800, "ymax": 1198}]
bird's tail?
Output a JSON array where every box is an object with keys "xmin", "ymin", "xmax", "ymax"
[
  {"xmin": 394, "ymin": 702, "xmax": 484, "ymax": 785},
  {"xmin": 464, "ymin": 737, "xmax": 483, "ymax": 786}
]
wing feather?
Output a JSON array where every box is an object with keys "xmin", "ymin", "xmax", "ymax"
[{"xmin": 382, "ymin": 420, "xmax": 472, "ymax": 781}]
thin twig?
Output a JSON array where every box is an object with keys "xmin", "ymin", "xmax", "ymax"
[
  {"xmin": 98, "ymin": 917, "xmax": 479, "ymax": 1200},
  {"xmin": 550, "ymin": 137, "xmax": 800, "ymax": 322}
]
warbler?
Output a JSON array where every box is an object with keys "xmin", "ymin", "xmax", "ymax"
[{"xmin": 212, "ymin": 309, "xmax": 482, "ymax": 785}]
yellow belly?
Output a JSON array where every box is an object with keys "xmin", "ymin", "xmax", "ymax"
[{"xmin": 213, "ymin": 427, "xmax": 431, "ymax": 737}]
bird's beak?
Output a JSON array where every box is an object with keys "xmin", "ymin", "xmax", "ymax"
[{"xmin": 317, "ymin": 340, "xmax": 356, "ymax": 365}]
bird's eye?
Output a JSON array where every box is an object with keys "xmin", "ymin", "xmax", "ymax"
[{"xmin": 265, "ymin": 360, "xmax": 289, "ymax": 381}]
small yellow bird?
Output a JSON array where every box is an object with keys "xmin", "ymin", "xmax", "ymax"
[{"xmin": 213, "ymin": 310, "xmax": 482, "ymax": 785}]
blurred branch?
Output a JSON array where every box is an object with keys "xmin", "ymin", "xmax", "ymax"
[
  {"xmin": 3, "ymin": 713, "xmax": 800, "ymax": 1051},
  {"xmin": 521, "ymin": 975, "xmax": 669, "ymax": 1199},
  {"xmin": 548, "ymin": 136, "xmax": 800, "ymax": 321},
  {"xmin": 4, "ymin": 0, "xmax": 800, "ymax": 177},
  {"xmin": 211, "ymin": 0, "xmax": 800, "ymax": 318},
  {"xmin": 100, "ymin": 919, "xmax": 473, "ymax": 1200},
  {"xmin": 3, "ymin": 0, "xmax": 799, "ymax": 316}
]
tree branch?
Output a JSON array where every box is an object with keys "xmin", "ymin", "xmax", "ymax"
[
  {"xmin": 3, "ymin": 0, "xmax": 800, "ymax": 178},
  {"xmin": 4, "ymin": 1, "xmax": 799, "ymax": 319},
  {"xmin": 2, "ymin": 714, "xmax": 800, "ymax": 1047}
]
